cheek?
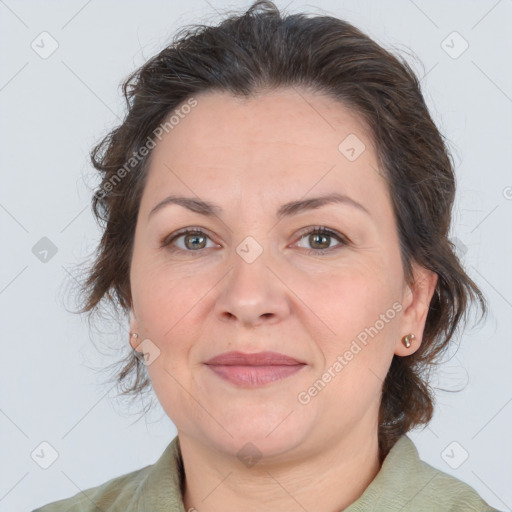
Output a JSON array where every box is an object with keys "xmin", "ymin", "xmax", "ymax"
[
  {"xmin": 288, "ymin": 259, "xmax": 400, "ymax": 330},
  {"xmin": 136, "ymin": 270, "xmax": 202, "ymax": 422},
  {"xmin": 304, "ymin": 267, "xmax": 402, "ymax": 379},
  {"xmin": 312, "ymin": 292, "xmax": 399, "ymax": 424},
  {"xmin": 131, "ymin": 259, "xmax": 200, "ymax": 334}
]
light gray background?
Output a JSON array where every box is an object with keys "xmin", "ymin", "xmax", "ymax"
[{"xmin": 0, "ymin": 1, "xmax": 511, "ymax": 510}]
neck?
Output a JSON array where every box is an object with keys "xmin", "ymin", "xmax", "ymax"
[{"xmin": 179, "ymin": 428, "xmax": 381, "ymax": 512}]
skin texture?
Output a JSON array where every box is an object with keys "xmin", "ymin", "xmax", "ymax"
[{"xmin": 129, "ymin": 87, "xmax": 438, "ymax": 511}]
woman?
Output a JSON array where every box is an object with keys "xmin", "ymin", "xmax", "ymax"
[{"xmin": 33, "ymin": 1, "xmax": 501, "ymax": 510}]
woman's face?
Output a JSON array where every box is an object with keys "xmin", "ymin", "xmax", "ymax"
[{"xmin": 129, "ymin": 88, "xmax": 437, "ymax": 459}]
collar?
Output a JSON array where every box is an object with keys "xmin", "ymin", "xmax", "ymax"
[{"xmin": 129, "ymin": 434, "xmax": 488, "ymax": 511}]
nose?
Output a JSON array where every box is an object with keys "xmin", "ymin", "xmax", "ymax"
[{"xmin": 213, "ymin": 249, "xmax": 291, "ymax": 328}]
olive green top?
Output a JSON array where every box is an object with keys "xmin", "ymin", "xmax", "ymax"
[{"xmin": 33, "ymin": 434, "xmax": 501, "ymax": 511}]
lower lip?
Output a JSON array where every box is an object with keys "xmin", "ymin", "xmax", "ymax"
[{"xmin": 206, "ymin": 364, "xmax": 305, "ymax": 387}]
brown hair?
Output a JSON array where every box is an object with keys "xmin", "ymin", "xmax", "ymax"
[{"xmin": 72, "ymin": 0, "xmax": 487, "ymax": 459}]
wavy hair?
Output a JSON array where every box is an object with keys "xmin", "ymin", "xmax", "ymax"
[{"xmin": 72, "ymin": 0, "xmax": 487, "ymax": 459}]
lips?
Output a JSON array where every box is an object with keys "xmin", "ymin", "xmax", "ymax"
[
  {"xmin": 205, "ymin": 351, "xmax": 304, "ymax": 366},
  {"xmin": 204, "ymin": 351, "xmax": 306, "ymax": 387}
]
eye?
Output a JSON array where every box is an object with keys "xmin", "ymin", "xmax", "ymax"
[
  {"xmin": 293, "ymin": 226, "xmax": 348, "ymax": 255},
  {"xmin": 161, "ymin": 228, "xmax": 217, "ymax": 253},
  {"xmin": 161, "ymin": 225, "xmax": 349, "ymax": 256}
]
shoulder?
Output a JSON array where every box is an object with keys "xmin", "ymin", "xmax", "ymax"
[
  {"xmin": 345, "ymin": 435, "xmax": 501, "ymax": 511},
  {"xmin": 31, "ymin": 464, "xmax": 152, "ymax": 512},
  {"xmin": 382, "ymin": 436, "xmax": 501, "ymax": 512},
  {"xmin": 413, "ymin": 459, "xmax": 498, "ymax": 511},
  {"xmin": 31, "ymin": 436, "xmax": 184, "ymax": 512}
]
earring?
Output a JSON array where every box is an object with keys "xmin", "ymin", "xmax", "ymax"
[
  {"xmin": 130, "ymin": 333, "xmax": 142, "ymax": 358},
  {"xmin": 402, "ymin": 333, "xmax": 415, "ymax": 348}
]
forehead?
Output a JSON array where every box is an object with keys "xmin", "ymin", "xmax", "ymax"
[{"xmin": 141, "ymin": 87, "xmax": 389, "ymax": 218}]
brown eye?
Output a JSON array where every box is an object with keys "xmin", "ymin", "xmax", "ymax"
[
  {"xmin": 295, "ymin": 226, "xmax": 348, "ymax": 255},
  {"xmin": 308, "ymin": 232, "xmax": 331, "ymax": 250},
  {"xmin": 161, "ymin": 229, "xmax": 216, "ymax": 253},
  {"xmin": 182, "ymin": 232, "xmax": 208, "ymax": 250}
]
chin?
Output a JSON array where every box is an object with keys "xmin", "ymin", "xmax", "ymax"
[
  {"xmin": 198, "ymin": 412, "xmax": 310, "ymax": 462},
  {"xmin": 214, "ymin": 429, "xmax": 305, "ymax": 463}
]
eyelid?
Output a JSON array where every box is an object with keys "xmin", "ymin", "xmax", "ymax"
[
  {"xmin": 161, "ymin": 225, "xmax": 350, "ymax": 253},
  {"xmin": 293, "ymin": 225, "xmax": 349, "ymax": 244},
  {"xmin": 291, "ymin": 225, "xmax": 349, "ymax": 252},
  {"xmin": 160, "ymin": 226, "xmax": 219, "ymax": 250}
]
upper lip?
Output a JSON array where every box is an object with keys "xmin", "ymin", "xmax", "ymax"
[{"xmin": 204, "ymin": 351, "xmax": 305, "ymax": 366}]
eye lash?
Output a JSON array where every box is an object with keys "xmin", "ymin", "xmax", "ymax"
[
  {"xmin": 159, "ymin": 227, "xmax": 211, "ymax": 252},
  {"xmin": 160, "ymin": 225, "xmax": 349, "ymax": 255},
  {"xmin": 296, "ymin": 226, "xmax": 349, "ymax": 255}
]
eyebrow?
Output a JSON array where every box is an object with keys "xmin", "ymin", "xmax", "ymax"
[{"xmin": 148, "ymin": 192, "xmax": 370, "ymax": 220}]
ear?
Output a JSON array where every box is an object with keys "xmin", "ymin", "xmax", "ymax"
[
  {"xmin": 394, "ymin": 262, "xmax": 438, "ymax": 357},
  {"xmin": 129, "ymin": 308, "xmax": 142, "ymax": 352}
]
